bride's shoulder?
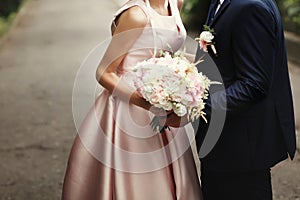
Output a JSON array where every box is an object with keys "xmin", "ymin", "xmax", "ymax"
[
  {"xmin": 113, "ymin": 2, "xmax": 148, "ymax": 33},
  {"xmin": 177, "ymin": 0, "xmax": 184, "ymax": 10},
  {"xmin": 115, "ymin": 0, "xmax": 148, "ymax": 22},
  {"xmin": 119, "ymin": 0, "xmax": 148, "ymax": 12},
  {"xmin": 119, "ymin": 5, "xmax": 148, "ymax": 26},
  {"xmin": 170, "ymin": 0, "xmax": 184, "ymax": 11}
]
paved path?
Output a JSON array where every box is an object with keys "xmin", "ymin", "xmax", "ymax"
[
  {"xmin": 0, "ymin": 0, "xmax": 299, "ymax": 199},
  {"xmin": 0, "ymin": 0, "xmax": 117, "ymax": 199}
]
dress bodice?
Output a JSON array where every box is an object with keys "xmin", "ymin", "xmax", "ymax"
[{"xmin": 111, "ymin": 0, "xmax": 187, "ymax": 74}]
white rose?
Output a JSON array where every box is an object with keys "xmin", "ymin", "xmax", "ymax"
[
  {"xmin": 173, "ymin": 103, "xmax": 187, "ymax": 117},
  {"xmin": 200, "ymin": 31, "xmax": 214, "ymax": 43}
]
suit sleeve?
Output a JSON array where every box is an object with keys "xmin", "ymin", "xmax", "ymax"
[{"xmin": 206, "ymin": 3, "xmax": 277, "ymax": 115}]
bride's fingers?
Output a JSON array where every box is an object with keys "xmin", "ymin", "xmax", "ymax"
[{"xmin": 165, "ymin": 110, "xmax": 174, "ymax": 115}]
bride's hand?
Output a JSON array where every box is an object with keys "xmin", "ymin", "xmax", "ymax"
[
  {"xmin": 149, "ymin": 107, "xmax": 173, "ymax": 117},
  {"xmin": 130, "ymin": 91, "xmax": 172, "ymax": 116},
  {"xmin": 159, "ymin": 112, "xmax": 189, "ymax": 128}
]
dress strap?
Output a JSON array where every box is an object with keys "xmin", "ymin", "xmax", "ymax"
[
  {"xmin": 145, "ymin": 0, "xmax": 186, "ymax": 56},
  {"xmin": 168, "ymin": 0, "xmax": 186, "ymax": 36},
  {"xmin": 145, "ymin": 0, "xmax": 158, "ymax": 56}
]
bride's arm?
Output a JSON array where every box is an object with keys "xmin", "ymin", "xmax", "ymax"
[
  {"xmin": 96, "ymin": 6, "xmax": 151, "ymax": 111},
  {"xmin": 177, "ymin": 0, "xmax": 184, "ymax": 11}
]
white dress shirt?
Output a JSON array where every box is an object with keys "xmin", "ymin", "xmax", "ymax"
[{"xmin": 215, "ymin": 0, "xmax": 225, "ymax": 14}]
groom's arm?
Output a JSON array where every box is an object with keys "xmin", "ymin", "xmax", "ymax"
[{"xmin": 206, "ymin": 3, "xmax": 276, "ymax": 115}]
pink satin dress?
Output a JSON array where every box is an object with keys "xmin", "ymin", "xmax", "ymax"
[{"xmin": 62, "ymin": 0, "xmax": 203, "ymax": 199}]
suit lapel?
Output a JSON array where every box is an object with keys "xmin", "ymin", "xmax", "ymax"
[
  {"xmin": 205, "ymin": 0, "xmax": 219, "ymax": 25},
  {"xmin": 211, "ymin": 0, "xmax": 231, "ymax": 26}
]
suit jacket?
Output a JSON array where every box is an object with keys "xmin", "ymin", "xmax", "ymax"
[{"xmin": 195, "ymin": 0, "xmax": 296, "ymax": 173}]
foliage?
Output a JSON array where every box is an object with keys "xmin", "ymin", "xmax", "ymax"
[
  {"xmin": 277, "ymin": 0, "xmax": 300, "ymax": 33},
  {"xmin": 0, "ymin": 12, "xmax": 16, "ymax": 36},
  {"xmin": 181, "ymin": 0, "xmax": 210, "ymax": 33},
  {"xmin": 0, "ymin": 0, "xmax": 24, "ymax": 37},
  {"xmin": 0, "ymin": 0, "xmax": 23, "ymax": 17}
]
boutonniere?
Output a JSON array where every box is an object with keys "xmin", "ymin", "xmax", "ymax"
[{"xmin": 196, "ymin": 25, "xmax": 217, "ymax": 56}]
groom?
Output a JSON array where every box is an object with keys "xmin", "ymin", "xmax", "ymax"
[
  {"xmin": 165, "ymin": 0, "xmax": 296, "ymax": 199},
  {"xmin": 194, "ymin": 0, "xmax": 296, "ymax": 199}
]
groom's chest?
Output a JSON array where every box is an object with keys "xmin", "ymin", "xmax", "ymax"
[{"xmin": 209, "ymin": 9, "xmax": 238, "ymax": 85}]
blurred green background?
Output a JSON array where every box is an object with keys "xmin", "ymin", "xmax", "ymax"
[
  {"xmin": 0, "ymin": 0, "xmax": 24, "ymax": 36},
  {"xmin": 1, "ymin": 0, "xmax": 300, "ymax": 36},
  {"xmin": 181, "ymin": 0, "xmax": 300, "ymax": 34}
]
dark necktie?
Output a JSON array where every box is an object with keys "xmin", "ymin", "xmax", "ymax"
[{"xmin": 207, "ymin": 0, "xmax": 220, "ymax": 25}]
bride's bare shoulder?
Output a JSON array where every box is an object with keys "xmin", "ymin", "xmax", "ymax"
[
  {"xmin": 114, "ymin": 5, "xmax": 148, "ymax": 31},
  {"xmin": 177, "ymin": 0, "xmax": 184, "ymax": 11}
]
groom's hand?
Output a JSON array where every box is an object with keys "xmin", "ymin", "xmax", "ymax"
[{"xmin": 159, "ymin": 112, "xmax": 189, "ymax": 128}]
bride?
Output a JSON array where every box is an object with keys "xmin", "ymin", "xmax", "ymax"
[{"xmin": 62, "ymin": 0, "xmax": 202, "ymax": 199}]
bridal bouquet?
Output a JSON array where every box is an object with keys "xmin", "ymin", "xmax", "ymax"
[{"xmin": 126, "ymin": 52, "xmax": 213, "ymax": 132}]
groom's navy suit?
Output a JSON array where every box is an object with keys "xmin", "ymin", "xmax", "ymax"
[{"xmin": 195, "ymin": 0, "xmax": 296, "ymax": 199}]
